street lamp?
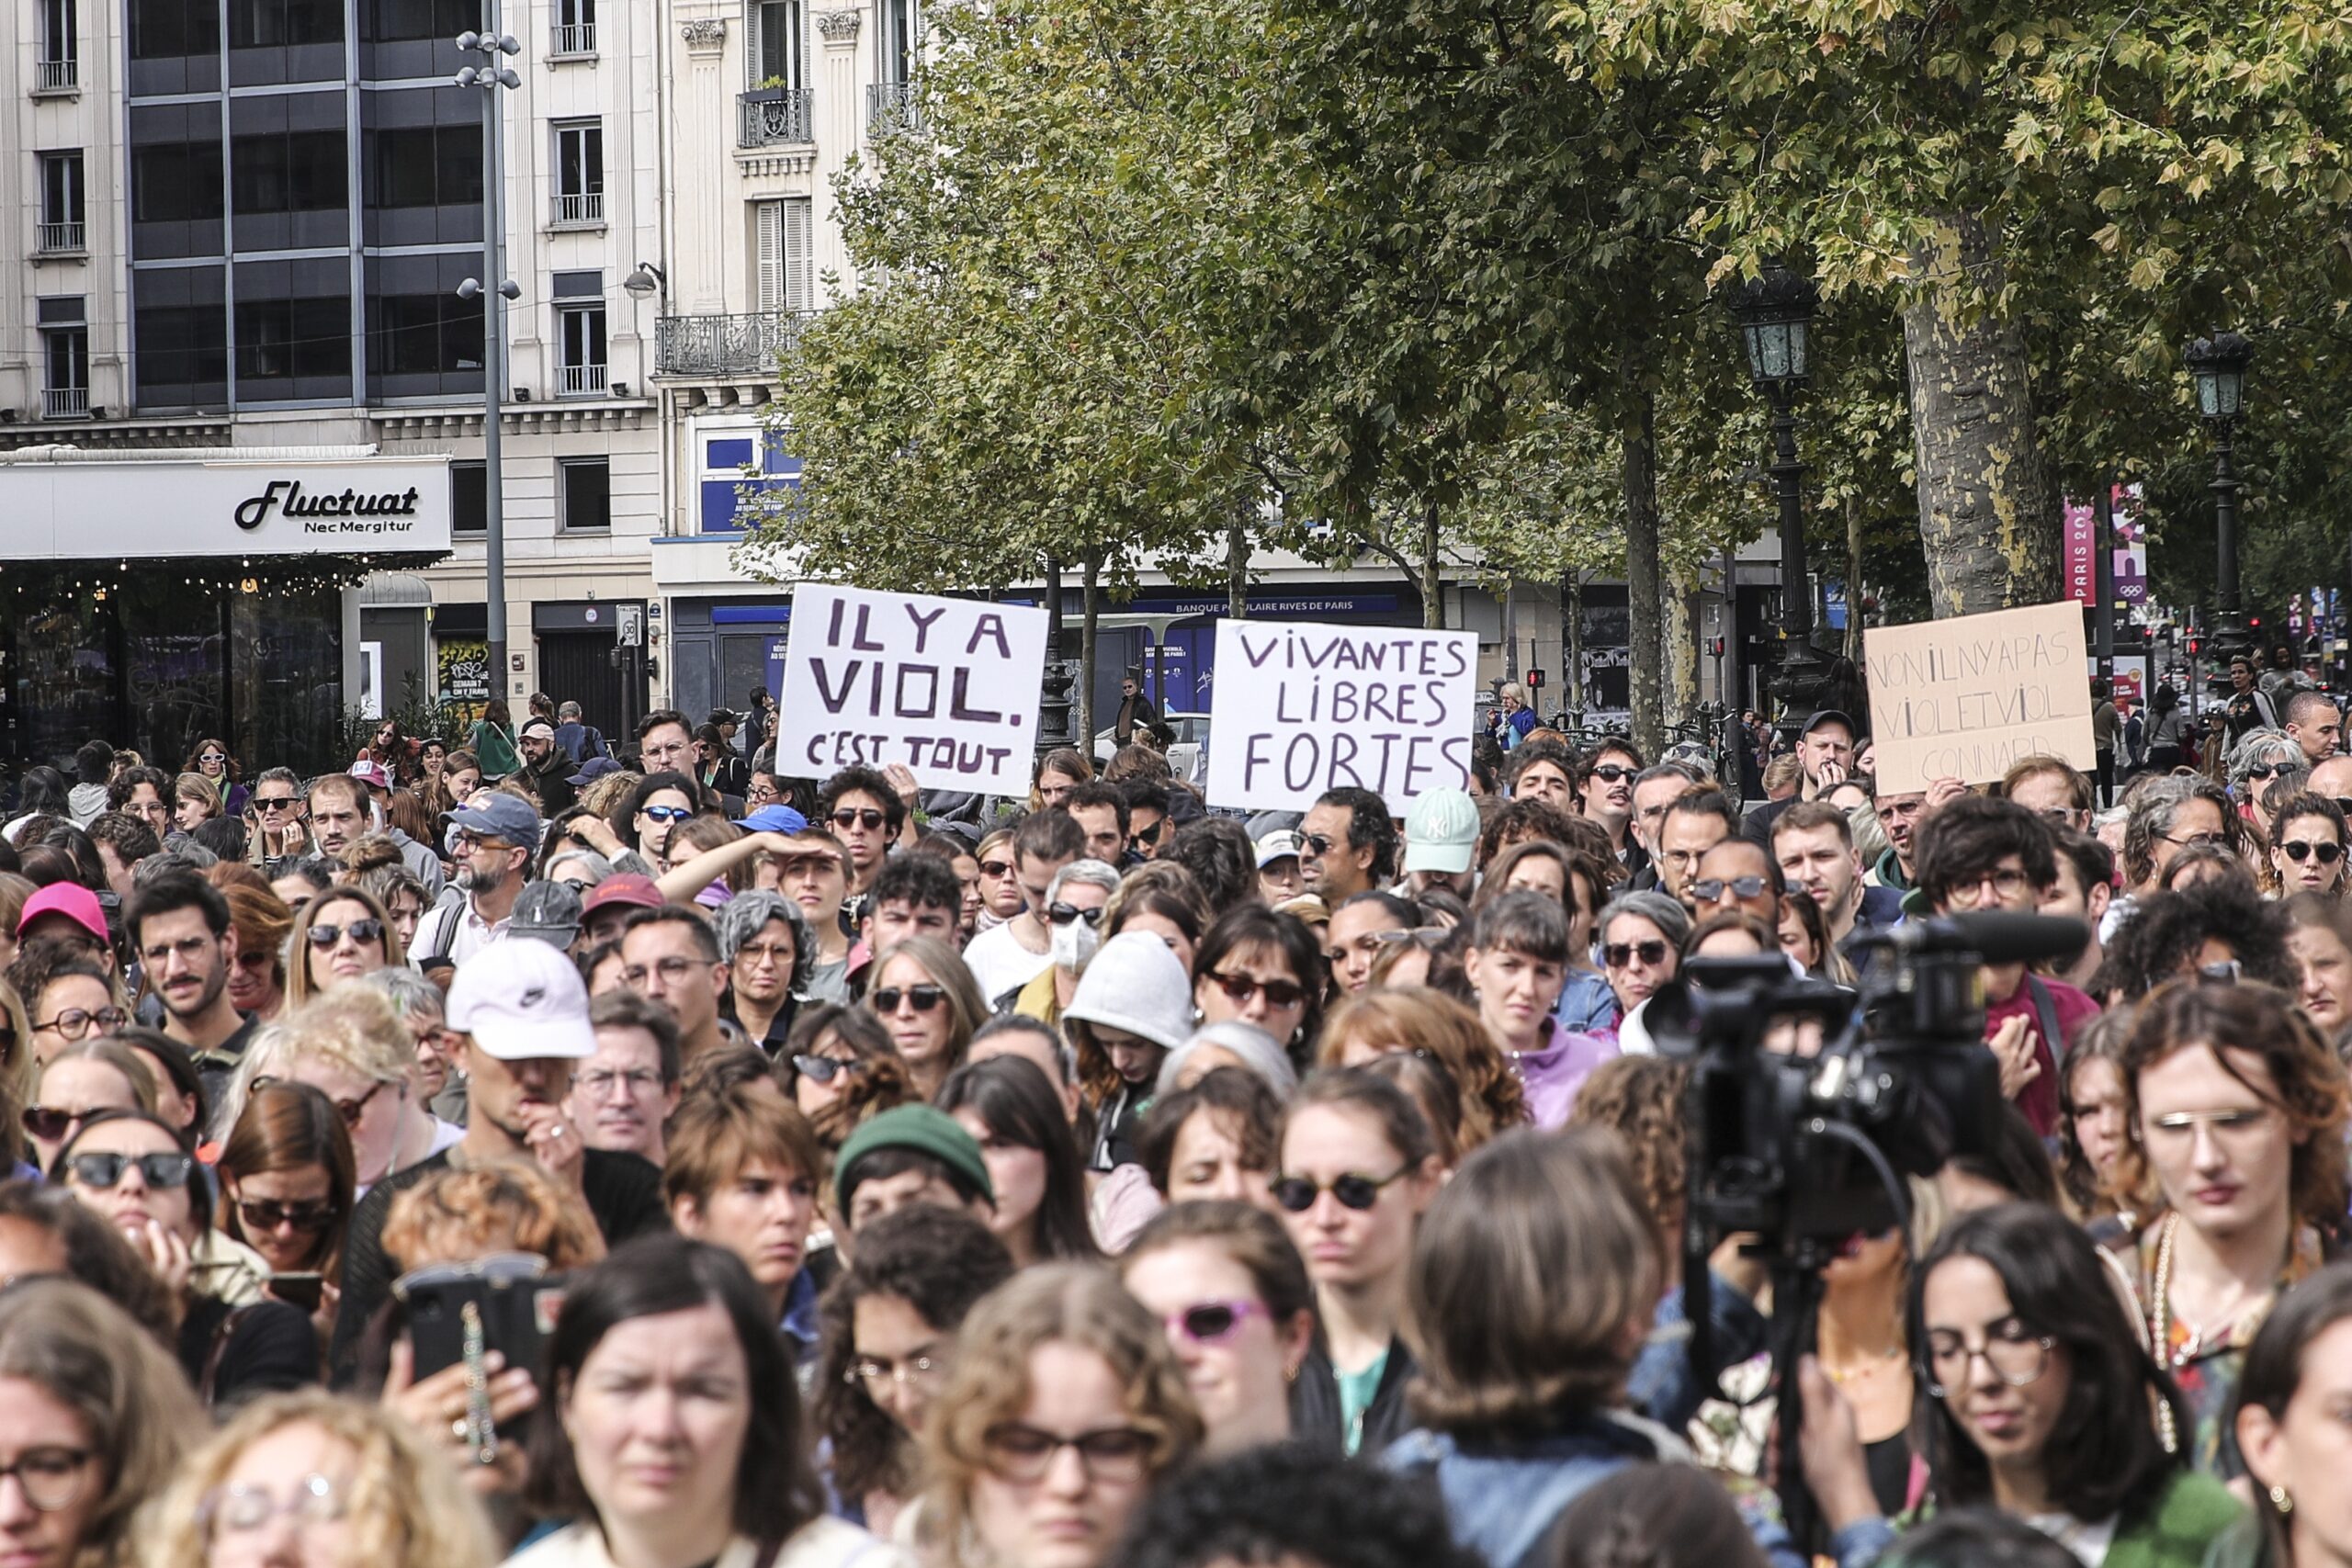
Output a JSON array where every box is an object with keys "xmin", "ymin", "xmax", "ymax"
[
  {"xmin": 2187, "ymin": 331, "xmax": 2254, "ymax": 667},
  {"xmin": 458, "ymin": 19, "xmax": 523, "ymax": 700},
  {"xmin": 623, "ymin": 263, "xmax": 667, "ymax": 301},
  {"xmin": 1727, "ymin": 259, "xmax": 1826, "ymax": 731}
]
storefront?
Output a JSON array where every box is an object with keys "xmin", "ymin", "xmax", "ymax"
[{"xmin": 1, "ymin": 446, "xmax": 452, "ymax": 777}]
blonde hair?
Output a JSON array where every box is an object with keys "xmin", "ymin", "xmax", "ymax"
[
  {"xmin": 225, "ymin": 985, "xmax": 416, "ymax": 1140},
  {"xmin": 171, "ymin": 773, "xmax": 219, "ymax": 818},
  {"xmin": 1317, "ymin": 987, "xmax": 1526, "ymax": 1147},
  {"xmin": 381, "ymin": 1159, "xmax": 607, "ymax": 1274},
  {"xmin": 923, "ymin": 1266, "xmax": 1203, "ymax": 1558},
  {"xmin": 136, "ymin": 1390, "xmax": 498, "ymax": 1568},
  {"xmin": 284, "ymin": 886, "xmax": 410, "ymax": 1006}
]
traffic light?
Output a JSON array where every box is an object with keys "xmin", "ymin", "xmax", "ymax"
[
  {"xmin": 1710, "ymin": 637, "xmax": 1725, "ymax": 657},
  {"xmin": 1526, "ymin": 668, "xmax": 1545, "ymax": 690},
  {"xmin": 2188, "ymin": 635, "xmax": 2202, "ymax": 659}
]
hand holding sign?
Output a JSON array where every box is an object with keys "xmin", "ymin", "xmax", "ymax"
[
  {"xmin": 775, "ymin": 586, "xmax": 1048, "ymax": 796},
  {"xmin": 1863, "ymin": 602, "xmax": 2097, "ymax": 794}
]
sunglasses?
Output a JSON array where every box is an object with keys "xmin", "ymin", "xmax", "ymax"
[
  {"xmin": 1691, "ymin": 876, "xmax": 1770, "ymax": 902},
  {"xmin": 1587, "ymin": 763, "xmax": 1634, "ymax": 784},
  {"xmin": 1603, "ymin": 941, "xmax": 1669, "ymax": 968},
  {"xmin": 1301, "ymin": 833, "xmax": 1338, "ymax": 857},
  {"xmin": 19, "ymin": 1107, "xmax": 91, "ymax": 1142},
  {"xmin": 1162, "ymin": 1300, "xmax": 1264, "ymax": 1345},
  {"xmin": 1046, "ymin": 902, "xmax": 1105, "ymax": 927},
  {"xmin": 1270, "ymin": 1167, "xmax": 1410, "ymax": 1213},
  {"xmin": 307, "ymin": 918, "xmax": 385, "ymax": 949},
  {"xmin": 1130, "ymin": 819, "xmax": 1164, "ymax": 847},
  {"xmin": 639, "ymin": 804, "xmax": 693, "ymax": 824},
  {"xmin": 64, "ymin": 1152, "xmax": 194, "ymax": 1191},
  {"xmin": 2245, "ymin": 763, "xmax": 2289, "ymax": 781},
  {"xmin": 1206, "ymin": 970, "xmax": 1307, "ymax": 1010},
  {"xmin": 254, "ymin": 796, "xmax": 299, "ymax": 812},
  {"xmin": 791, "ymin": 1054, "xmax": 865, "ymax": 1084},
  {"xmin": 979, "ymin": 860, "xmax": 1015, "ymax": 879},
  {"xmin": 198, "ymin": 752, "xmax": 226, "ymax": 764},
  {"xmin": 2283, "ymin": 840, "xmax": 2345, "ymax": 864},
  {"xmin": 873, "ymin": 985, "xmax": 946, "ymax": 1013},
  {"xmin": 235, "ymin": 1198, "xmax": 334, "ymax": 1233},
  {"xmin": 832, "ymin": 808, "xmax": 888, "ymax": 830}
]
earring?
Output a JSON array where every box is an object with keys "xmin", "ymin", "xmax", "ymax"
[{"xmin": 2271, "ymin": 1485, "xmax": 2294, "ymax": 1517}]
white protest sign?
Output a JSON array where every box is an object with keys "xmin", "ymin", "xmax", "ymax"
[
  {"xmin": 1863, "ymin": 601, "xmax": 2096, "ymax": 795},
  {"xmin": 776, "ymin": 585, "xmax": 1047, "ymax": 795},
  {"xmin": 1204, "ymin": 619, "xmax": 1477, "ymax": 812}
]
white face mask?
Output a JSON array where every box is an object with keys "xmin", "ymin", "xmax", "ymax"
[{"xmin": 1050, "ymin": 913, "xmax": 1101, "ymax": 971}]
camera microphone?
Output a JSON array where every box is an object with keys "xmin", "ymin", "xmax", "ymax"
[{"xmin": 1896, "ymin": 911, "xmax": 2091, "ymax": 967}]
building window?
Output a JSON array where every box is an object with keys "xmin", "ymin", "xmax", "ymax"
[
  {"xmin": 41, "ymin": 301, "xmax": 89, "ymax": 420},
  {"xmin": 557, "ymin": 304, "xmax": 607, "ymax": 397},
  {"xmin": 876, "ymin": 0, "xmax": 914, "ymax": 84},
  {"xmin": 130, "ymin": 0, "xmax": 220, "ymax": 59},
  {"xmin": 363, "ymin": 0, "xmax": 478, "ymax": 42},
  {"xmin": 560, "ymin": 457, "xmax": 611, "ymax": 530},
  {"xmin": 134, "ymin": 301, "xmax": 230, "ymax": 402},
  {"xmin": 37, "ymin": 0, "xmax": 79, "ymax": 89},
  {"xmin": 370, "ymin": 291, "xmax": 485, "ymax": 376},
  {"xmin": 551, "ymin": 0, "xmax": 594, "ymax": 54},
  {"xmin": 371, "ymin": 125, "xmax": 483, "ymax": 209},
  {"xmin": 752, "ymin": 0, "xmax": 803, "ymax": 88},
  {"xmin": 232, "ymin": 128, "xmax": 348, "ymax": 214},
  {"xmin": 754, "ymin": 199, "xmax": 812, "ymax": 314},
  {"xmin": 235, "ymin": 297, "xmax": 351, "ymax": 382},
  {"xmin": 552, "ymin": 122, "xmax": 604, "ymax": 225},
  {"xmin": 37, "ymin": 153, "xmax": 85, "ymax": 254},
  {"xmin": 230, "ymin": 0, "xmax": 344, "ymax": 48},
  {"xmin": 132, "ymin": 140, "xmax": 227, "ymax": 223},
  {"xmin": 452, "ymin": 460, "xmax": 487, "ymax": 532}
]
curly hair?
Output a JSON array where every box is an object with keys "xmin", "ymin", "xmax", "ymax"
[
  {"xmin": 1315, "ymin": 987, "xmax": 1526, "ymax": 1146},
  {"xmin": 2263, "ymin": 792, "xmax": 2349, "ymax": 898},
  {"xmin": 780, "ymin": 1003, "xmax": 910, "ymax": 1149},
  {"xmin": 379, "ymin": 1159, "xmax": 607, "ymax": 1274},
  {"xmin": 810, "ymin": 1204, "xmax": 1013, "ymax": 1506},
  {"xmin": 1567, "ymin": 1055, "xmax": 1690, "ymax": 1248},
  {"xmin": 2120, "ymin": 776, "xmax": 2241, "ymax": 890},
  {"xmin": 2115, "ymin": 976, "xmax": 2351, "ymax": 1230},
  {"xmin": 2089, "ymin": 876, "xmax": 2294, "ymax": 1000}
]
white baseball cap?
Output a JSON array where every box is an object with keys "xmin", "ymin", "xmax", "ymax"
[
  {"xmin": 1255, "ymin": 829, "xmax": 1303, "ymax": 868},
  {"xmin": 1403, "ymin": 786, "xmax": 1480, "ymax": 874},
  {"xmin": 446, "ymin": 939, "xmax": 597, "ymax": 1061}
]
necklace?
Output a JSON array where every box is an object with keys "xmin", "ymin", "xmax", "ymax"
[
  {"xmin": 1822, "ymin": 1345, "xmax": 1905, "ymax": 1386},
  {"xmin": 2151, "ymin": 1212, "xmax": 2271, "ymax": 1369}
]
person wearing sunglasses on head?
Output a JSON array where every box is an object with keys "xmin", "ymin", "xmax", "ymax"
[
  {"xmin": 2266, "ymin": 794, "xmax": 2348, "ymax": 900},
  {"xmin": 1007, "ymin": 858, "xmax": 1121, "ymax": 1028},
  {"xmin": 1277, "ymin": 1068, "xmax": 1442, "ymax": 1459},
  {"xmin": 1119, "ymin": 1199, "xmax": 1317, "ymax": 1457},
  {"xmin": 863, "ymin": 937, "xmax": 986, "ymax": 1102},
  {"xmin": 218, "ymin": 1078, "xmax": 356, "ymax": 1351},
  {"xmin": 57, "ymin": 1108, "xmax": 320, "ymax": 1404},
  {"xmin": 241, "ymin": 986, "xmax": 459, "ymax": 1198},
  {"xmin": 283, "ymin": 885, "xmax": 403, "ymax": 1008}
]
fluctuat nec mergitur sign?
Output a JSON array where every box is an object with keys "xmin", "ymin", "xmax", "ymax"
[{"xmin": 1, "ymin": 456, "xmax": 455, "ymax": 560}]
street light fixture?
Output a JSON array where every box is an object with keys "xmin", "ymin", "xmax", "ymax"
[
  {"xmin": 623, "ymin": 263, "xmax": 667, "ymax": 300},
  {"xmin": 2187, "ymin": 331, "xmax": 2255, "ymax": 667},
  {"xmin": 1726, "ymin": 258, "xmax": 1826, "ymax": 732},
  {"xmin": 457, "ymin": 17, "xmax": 523, "ymax": 701}
]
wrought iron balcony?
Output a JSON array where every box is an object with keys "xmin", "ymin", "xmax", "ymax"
[
  {"xmin": 653, "ymin": 311, "xmax": 811, "ymax": 378},
  {"xmin": 35, "ymin": 220, "xmax": 85, "ymax": 254},
  {"xmin": 866, "ymin": 81, "xmax": 919, "ymax": 134},
  {"xmin": 549, "ymin": 21, "xmax": 595, "ymax": 54},
  {"xmin": 740, "ymin": 88, "xmax": 813, "ymax": 148},
  {"xmin": 33, "ymin": 58, "xmax": 76, "ymax": 93},
  {"xmin": 41, "ymin": 387, "xmax": 89, "ymax": 420}
]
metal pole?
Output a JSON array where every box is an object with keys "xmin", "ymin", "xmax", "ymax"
[
  {"xmin": 481, "ymin": 0, "xmax": 509, "ymax": 703},
  {"xmin": 2212, "ymin": 424, "xmax": 2245, "ymax": 665},
  {"xmin": 2095, "ymin": 482, "xmax": 2116, "ymax": 682},
  {"xmin": 1768, "ymin": 387, "xmax": 1824, "ymax": 732}
]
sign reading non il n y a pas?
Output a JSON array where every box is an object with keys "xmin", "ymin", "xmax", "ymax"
[
  {"xmin": 1205, "ymin": 619, "xmax": 1477, "ymax": 812},
  {"xmin": 1863, "ymin": 601, "xmax": 2096, "ymax": 795},
  {"xmin": 775, "ymin": 585, "xmax": 1048, "ymax": 795}
]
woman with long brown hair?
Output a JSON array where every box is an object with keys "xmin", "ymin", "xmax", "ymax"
[
  {"xmin": 218, "ymin": 1078, "xmax": 357, "ymax": 1348},
  {"xmin": 181, "ymin": 737, "xmax": 249, "ymax": 816}
]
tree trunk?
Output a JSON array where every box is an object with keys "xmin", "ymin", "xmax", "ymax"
[
  {"xmin": 1080, "ymin": 547, "xmax": 1101, "ymax": 749},
  {"xmin": 1844, "ymin": 494, "xmax": 1866, "ymax": 662},
  {"xmin": 1622, "ymin": 385, "xmax": 1665, "ymax": 760},
  {"xmin": 1566, "ymin": 572, "xmax": 1586, "ymax": 716},
  {"xmin": 1664, "ymin": 568, "xmax": 1696, "ymax": 733},
  {"xmin": 1501, "ymin": 575, "xmax": 1520, "ymax": 680},
  {"xmin": 1903, "ymin": 213, "xmax": 2063, "ymax": 615},
  {"xmin": 1421, "ymin": 502, "xmax": 1444, "ymax": 629},
  {"xmin": 1227, "ymin": 510, "xmax": 1250, "ymax": 620}
]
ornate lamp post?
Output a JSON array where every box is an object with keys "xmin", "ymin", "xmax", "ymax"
[
  {"xmin": 2186, "ymin": 332, "xmax": 2254, "ymax": 668},
  {"xmin": 1727, "ymin": 260, "xmax": 1827, "ymax": 732}
]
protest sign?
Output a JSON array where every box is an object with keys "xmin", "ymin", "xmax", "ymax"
[
  {"xmin": 775, "ymin": 585, "xmax": 1047, "ymax": 795},
  {"xmin": 1204, "ymin": 619, "xmax": 1477, "ymax": 812},
  {"xmin": 1864, "ymin": 601, "xmax": 2096, "ymax": 795}
]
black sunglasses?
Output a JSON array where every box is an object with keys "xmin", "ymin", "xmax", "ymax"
[
  {"xmin": 2282, "ymin": 840, "xmax": 2345, "ymax": 864},
  {"xmin": 832, "ymin": 808, "xmax": 888, "ymax": 830},
  {"xmin": 1207, "ymin": 970, "xmax": 1307, "ymax": 1010},
  {"xmin": 1587, "ymin": 763, "xmax": 1634, "ymax": 784},
  {"xmin": 1046, "ymin": 902, "xmax": 1105, "ymax": 927},
  {"xmin": 791, "ymin": 1054, "xmax": 865, "ymax": 1084},
  {"xmin": 1269, "ymin": 1168, "xmax": 1409, "ymax": 1213},
  {"xmin": 65, "ymin": 1152, "xmax": 194, "ymax": 1191},
  {"xmin": 873, "ymin": 985, "xmax": 946, "ymax": 1013},
  {"xmin": 1603, "ymin": 940, "xmax": 1669, "ymax": 968},
  {"xmin": 1691, "ymin": 876, "xmax": 1770, "ymax": 902},
  {"xmin": 307, "ymin": 918, "xmax": 385, "ymax": 949},
  {"xmin": 235, "ymin": 1198, "xmax": 334, "ymax": 1232}
]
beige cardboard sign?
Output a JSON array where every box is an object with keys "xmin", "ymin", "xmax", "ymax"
[{"xmin": 1863, "ymin": 602, "xmax": 2095, "ymax": 795}]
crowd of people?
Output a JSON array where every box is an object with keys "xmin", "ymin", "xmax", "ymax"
[{"xmin": 0, "ymin": 678, "xmax": 2350, "ymax": 1568}]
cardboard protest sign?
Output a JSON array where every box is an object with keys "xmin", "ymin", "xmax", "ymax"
[
  {"xmin": 775, "ymin": 586, "xmax": 1047, "ymax": 795},
  {"xmin": 1863, "ymin": 601, "xmax": 2096, "ymax": 795},
  {"xmin": 1204, "ymin": 619, "xmax": 1477, "ymax": 812}
]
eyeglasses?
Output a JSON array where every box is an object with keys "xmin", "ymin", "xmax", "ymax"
[
  {"xmin": 2163, "ymin": 831, "xmax": 2226, "ymax": 850},
  {"xmin": 832, "ymin": 808, "xmax": 888, "ymax": 831},
  {"xmin": 560, "ymin": 878, "xmax": 595, "ymax": 895},
  {"xmin": 1046, "ymin": 902, "xmax": 1105, "ymax": 927},
  {"xmin": 202, "ymin": 1474, "xmax": 348, "ymax": 1539},
  {"xmin": 329, "ymin": 1081, "xmax": 391, "ymax": 1128},
  {"xmin": 0, "ymin": 1449, "xmax": 91, "ymax": 1513},
  {"xmin": 1301, "ymin": 833, "xmax": 1338, "ymax": 857},
  {"xmin": 1271, "ymin": 1167, "xmax": 1411, "ymax": 1213},
  {"xmin": 577, "ymin": 1067, "xmax": 663, "ymax": 1097},
  {"xmin": 735, "ymin": 941, "xmax": 796, "ymax": 968},
  {"xmin": 1161, "ymin": 1300, "xmax": 1264, "ymax": 1345},
  {"xmin": 639, "ymin": 805, "xmax": 694, "ymax": 825},
  {"xmin": 19, "ymin": 1107, "xmax": 93, "ymax": 1142},
  {"xmin": 746, "ymin": 784, "xmax": 781, "ymax": 805},
  {"xmin": 64, "ymin": 1151, "xmax": 195, "ymax": 1191},
  {"xmin": 307, "ymin": 918, "xmax": 385, "ymax": 949},
  {"xmin": 1943, "ymin": 867, "xmax": 2033, "ymax": 904},
  {"xmin": 1602, "ymin": 941, "xmax": 1668, "ymax": 969},
  {"xmin": 1691, "ymin": 875, "xmax": 1770, "ymax": 903},
  {"xmin": 1587, "ymin": 763, "xmax": 1634, "ymax": 784},
  {"xmin": 31, "ymin": 1007, "xmax": 127, "ymax": 1041},
  {"xmin": 873, "ymin": 985, "xmax": 946, "ymax": 1013},
  {"xmin": 1206, "ymin": 970, "xmax": 1308, "ymax": 1010},
  {"xmin": 979, "ymin": 859, "xmax": 1014, "ymax": 879},
  {"xmin": 235, "ymin": 1198, "xmax": 334, "ymax": 1233},
  {"xmin": 254, "ymin": 796, "xmax": 298, "ymax": 812},
  {"xmin": 2282, "ymin": 840, "xmax": 2345, "ymax": 864},
  {"xmin": 622, "ymin": 956, "xmax": 707, "ymax": 988},
  {"xmin": 848, "ymin": 1353, "xmax": 942, "ymax": 1392},
  {"xmin": 2147, "ymin": 1106, "xmax": 2276, "ymax": 1142},
  {"xmin": 1923, "ymin": 1320, "xmax": 2055, "ymax": 1398},
  {"xmin": 792, "ymin": 1054, "xmax": 865, "ymax": 1084},
  {"xmin": 982, "ymin": 1423, "xmax": 1155, "ymax": 1484}
]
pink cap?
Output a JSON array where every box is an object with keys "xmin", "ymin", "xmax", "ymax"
[
  {"xmin": 348, "ymin": 760, "xmax": 394, "ymax": 789},
  {"xmin": 17, "ymin": 883, "xmax": 107, "ymax": 945}
]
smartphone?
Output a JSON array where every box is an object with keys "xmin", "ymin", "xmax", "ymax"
[
  {"xmin": 267, "ymin": 1272, "xmax": 326, "ymax": 1312},
  {"xmin": 398, "ymin": 1257, "xmax": 567, "ymax": 1387}
]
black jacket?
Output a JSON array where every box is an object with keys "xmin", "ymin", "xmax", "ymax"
[{"xmin": 1290, "ymin": 1335, "xmax": 1418, "ymax": 1458}]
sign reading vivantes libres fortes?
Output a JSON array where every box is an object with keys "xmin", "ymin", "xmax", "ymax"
[{"xmin": 775, "ymin": 585, "xmax": 1048, "ymax": 795}]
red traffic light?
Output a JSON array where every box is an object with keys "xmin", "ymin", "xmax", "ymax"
[{"xmin": 1526, "ymin": 669, "xmax": 1545, "ymax": 689}]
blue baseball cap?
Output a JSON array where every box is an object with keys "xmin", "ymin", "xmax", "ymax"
[
  {"xmin": 734, "ymin": 804, "xmax": 809, "ymax": 835},
  {"xmin": 568, "ymin": 756, "xmax": 623, "ymax": 787},
  {"xmin": 447, "ymin": 792, "xmax": 543, "ymax": 849}
]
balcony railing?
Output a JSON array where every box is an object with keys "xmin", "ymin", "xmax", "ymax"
[
  {"xmin": 41, "ymin": 388, "xmax": 89, "ymax": 420},
  {"xmin": 558, "ymin": 363, "xmax": 608, "ymax": 397},
  {"xmin": 549, "ymin": 22, "xmax": 594, "ymax": 54},
  {"xmin": 33, "ymin": 57, "xmax": 77, "ymax": 92},
  {"xmin": 653, "ymin": 311, "xmax": 810, "ymax": 378},
  {"xmin": 866, "ymin": 81, "xmax": 919, "ymax": 134},
  {"xmin": 552, "ymin": 191, "xmax": 605, "ymax": 226},
  {"xmin": 35, "ymin": 220, "xmax": 85, "ymax": 254},
  {"xmin": 740, "ymin": 89, "xmax": 813, "ymax": 148}
]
